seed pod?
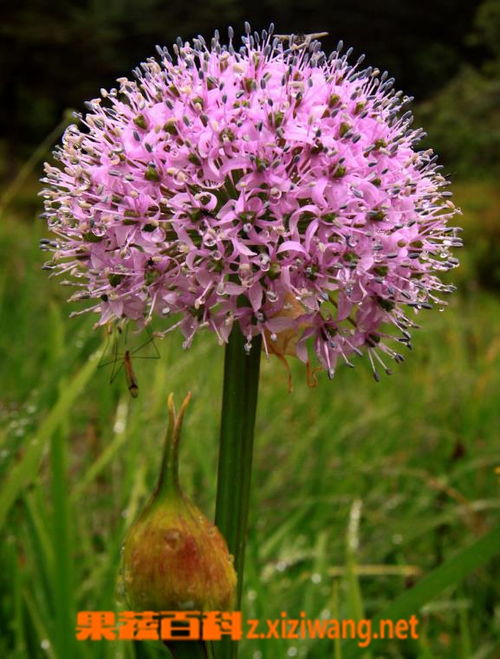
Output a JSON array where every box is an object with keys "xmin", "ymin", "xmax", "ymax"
[{"xmin": 121, "ymin": 393, "xmax": 236, "ymax": 611}]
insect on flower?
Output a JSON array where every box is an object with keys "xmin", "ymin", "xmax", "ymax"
[
  {"xmin": 99, "ymin": 324, "xmax": 160, "ymax": 397},
  {"xmin": 274, "ymin": 32, "xmax": 329, "ymax": 51}
]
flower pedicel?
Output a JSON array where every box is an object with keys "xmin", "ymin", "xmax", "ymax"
[{"xmin": 40, "ymin": 24, "xmax": 461, "ymax": 379}]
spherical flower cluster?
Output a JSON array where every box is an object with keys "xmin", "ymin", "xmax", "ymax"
[{"xmin": 41, "ymin": 24, "xmax": 461, "ymax": 380}]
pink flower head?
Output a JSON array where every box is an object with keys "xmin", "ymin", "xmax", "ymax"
[{"xmin": 40, "ymin": 24, "xmax": 461, "ymax": 380}]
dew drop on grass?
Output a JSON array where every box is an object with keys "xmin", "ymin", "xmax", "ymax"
[
  {"xmin": 311, "ymin": 572, "xmax": 322, "ymax": 584},
  {"xmin": 114, "ymin": 420, "xmax": 126, "ymax": 433}
]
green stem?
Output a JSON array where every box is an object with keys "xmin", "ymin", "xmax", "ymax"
[{"xmin": 214, "ymin": 326, "xmax": 262, "ymax": 659}]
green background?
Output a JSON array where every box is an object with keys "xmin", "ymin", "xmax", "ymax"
[{"xmin": 1, "ymin": 1, "xmax": 499, "ymax": 657}]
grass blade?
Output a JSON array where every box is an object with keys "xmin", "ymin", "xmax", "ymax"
[{"xmin": 0, "ymin": 349, "xmax": 101, "ymax": 529}]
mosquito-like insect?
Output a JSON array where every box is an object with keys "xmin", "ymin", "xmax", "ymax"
[
  {"xmin": 99, "ymin": 323, "xmax": 160, "ymax": 398},
  {"xmin": 122, "ymin": 349, "xmax": 139, "ymax": 398},
  {"xmin": 274, "ymin": 32, "xmax": 328, "ymax": 51}
]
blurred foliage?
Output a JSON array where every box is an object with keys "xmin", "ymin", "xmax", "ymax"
[
  {"xmin": 417, "ymin": 66, "xmax": 500, "ymax": 178},
  {"xmin": 417, "ymin": 0, "xmax": 500, "ymax": 178},
  {"xmin": 453, "ymin": 182, "xmax": 500, "ymax": 292},
  {"xmin": 470, "ymin": 0, "xmax": 500, "ymax": 60}
]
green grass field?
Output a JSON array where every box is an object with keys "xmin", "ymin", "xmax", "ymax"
[{"xmin": 0, "ymin": 181, "xmax": 499, "ymax": 658}]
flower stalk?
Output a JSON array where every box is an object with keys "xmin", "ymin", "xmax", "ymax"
[{"xmin": 215, "ymin": 326, "xmax": 262, "ymax": 659}]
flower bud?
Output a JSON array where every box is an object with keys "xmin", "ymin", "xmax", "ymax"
[{"xmin": 121, "ymin": 393, "xmax": 236, "ymax": 611}]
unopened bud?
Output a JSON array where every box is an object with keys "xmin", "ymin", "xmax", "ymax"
[{"xmin": 121, "ymin": 393, "xmax": 236, "ymax": 611}]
